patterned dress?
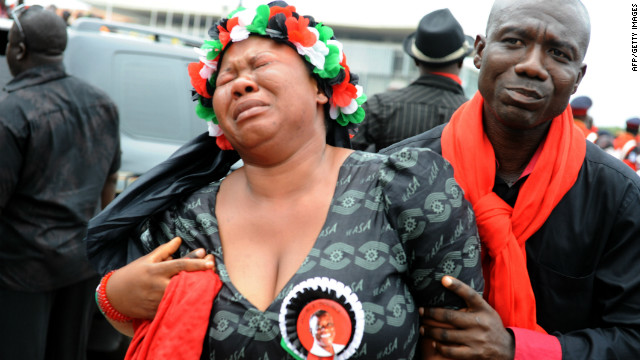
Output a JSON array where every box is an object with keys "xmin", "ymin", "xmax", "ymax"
[{"xmin": 136, "ymin": 148, "xmax": 483, "ymax": 359}]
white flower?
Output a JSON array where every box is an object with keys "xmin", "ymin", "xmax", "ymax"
[
  {"xmin": 208, "ymin": 122, "xmax": 223, "ymax": 137},
  {"xmin": 199, "ymin": 61, "xmax": 217, "ymax": 79},
  {"xmin": 193, "ymin": 47, "xmax": 218, "ymax": 77},
  {"xmin": 230, "ymin": 26, "xmax": 250, "ymax": 42},
  {"xmin": 236, "ymin": 7, "xmax": 256, "ymax": 26},
  {"xmin": 292, "ymin": 27, "xmax": 328, "ymax": 70},
  {"xmin": 229, "ymin": 7, "xmax": 257, "ymax": 42},
  {"xmin": 341, "ymin": 98, "xmax": 359, "ymax": 115},
  {"xmin": 329, "ymin": 104, "xmax": 340, "ymax": 120}
]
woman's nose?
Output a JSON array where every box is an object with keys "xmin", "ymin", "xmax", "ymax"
[{"xmin": 231, "ymin": 74, "xmax": 258, "ymax": 98}]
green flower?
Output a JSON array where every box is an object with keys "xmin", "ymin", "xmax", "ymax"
[
  {"xmin": 246, "ymin": 4, "xmax": 270, "ymax": 35},
  {"xmin": 195, "ymin": 98, "xmax": 217, "ymax": 123},
  {"xmin": 314, "ymin": 43, "xmax": 342, "ymax": 79},
  {"xmin": 315, "ymin": 23, "xmax": 334, "ymax": 43},
  {"xmin": 202, "ymin": 39, "xmax": 223, "ymax": 61},
  {"xmin": 356, "ymin": 92, "xmax": 368, "ymax": 106},
  {"xmin": 338, "ymin": 106, "xmax": 365, "ymax": 126}
]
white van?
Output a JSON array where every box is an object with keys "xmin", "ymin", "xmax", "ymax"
[{"xmin": 64, "ymin": 18, "xmax": 207, "ymax": 191}]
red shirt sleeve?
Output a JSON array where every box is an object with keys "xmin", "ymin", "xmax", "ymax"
[{"xmin": 509, "ymin": 327, "xmax": 561, "ymax": 360}]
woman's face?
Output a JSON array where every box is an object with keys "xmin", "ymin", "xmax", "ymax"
[{"xmin": 212, "ymin": 36, "xmax": 328, "ymax": 155}]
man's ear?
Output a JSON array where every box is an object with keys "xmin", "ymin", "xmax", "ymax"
[
  {"xmin": 473, "ymin": 35, "xmax": 486, "ymax": 70},
  {"xmin": 15, "ymin": 42, "xmax": 27, "ymax": 61},
  {"xmin": 572, "ymin": 64, "xmax": 587, "ymax": 94}
]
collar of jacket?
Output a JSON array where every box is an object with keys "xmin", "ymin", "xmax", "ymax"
[
  {"xmin": 411, "ymin": 73, "xmax": 464, "ymax": 95},
  {"xmin": 4, "ymin": 63, "xmax": 67, "ymax": 93}
]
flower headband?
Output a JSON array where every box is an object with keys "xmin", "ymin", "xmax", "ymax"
[{"xmin": 188, "ymin": 1, "xmax": 367, "ymax": 150}]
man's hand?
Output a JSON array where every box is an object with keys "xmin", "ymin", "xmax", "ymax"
[
  {"xmin": 106, "ymin": 237, "xmax": 215, "ymax": 320},
  {"xmin": 421, "ymin": 276, "xmax": 515, "ymax": 360}
]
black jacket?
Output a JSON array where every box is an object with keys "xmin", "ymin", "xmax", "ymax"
[
  {"xmin": 383, "ymin": 124, "xmax": 640, "ymax": 359},
  {"xmin": 351, "ymin": 74, "xmax": 467, "ymax": 152}
]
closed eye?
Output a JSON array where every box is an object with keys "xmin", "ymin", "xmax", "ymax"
[{"xmin": 216, "ymin": 71, "xmax": 234, "ymax": 87}]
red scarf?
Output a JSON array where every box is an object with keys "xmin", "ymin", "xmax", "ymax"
[
  {"xmin": 125, "ymin": 270, "xmax": 222, "ymax": 360},
  {"xmin": 441, "ymin": 92, "xmax": 585, "ymax": 332}
]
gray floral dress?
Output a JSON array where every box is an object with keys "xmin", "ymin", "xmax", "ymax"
[{"xmin": 136, "ymin": 148, "xmax": 483, "ymax": 359}]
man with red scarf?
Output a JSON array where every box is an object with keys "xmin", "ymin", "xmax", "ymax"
[{"xmin": 383, "ymin": 0, "xmax": 640, "ymax": 359}]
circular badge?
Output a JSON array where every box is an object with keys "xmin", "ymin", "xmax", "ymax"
[{"xmin": 279, "ymin": 277, "xmax": 364, "ymax": 360}]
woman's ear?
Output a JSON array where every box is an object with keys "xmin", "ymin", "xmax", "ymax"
[{"xmin": 316, "ymin": 86, "xmax": 329, "ymax": 105}]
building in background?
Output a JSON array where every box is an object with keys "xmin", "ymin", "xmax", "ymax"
[{"xmin": 52, "ymin": 0, "xmax": 479, "ymax": 98}]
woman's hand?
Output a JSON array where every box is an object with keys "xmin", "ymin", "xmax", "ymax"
[
  {"xmin": 106, "ymin": 237, "xmax": 215, "ymax": 320},
  {"xmin": 420, "ymin": 276, "xmax": 515, "ymax": 360}
]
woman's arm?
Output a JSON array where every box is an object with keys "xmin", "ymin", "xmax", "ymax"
[{"xmin": 98, "ymin": 237, "xmax": 214, "ymax": 336}]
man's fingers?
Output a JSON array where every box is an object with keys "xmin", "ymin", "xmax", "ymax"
[
  {"xmin": 441, "ymin": 276, "xmax": 485, "ymax": 310},
  {"xmin": 434, "ymin": 340, "xmax": 472, "ymax": 360},
  {"xmin": 427, "ymin": 326, "xmax": 466, "ymax": 345},
  {"xmin": 149, "ymin": 237, "xmax": 182, "ymax": 262}
]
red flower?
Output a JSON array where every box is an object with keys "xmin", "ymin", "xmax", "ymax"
[
  {"xmin": 285, "ymin": 16, "xmax": 316, "ymax": 47},
  {"xmin": 216, "ymin": 134, "xmax": 234, "ymax": 150},
  {"xmin": 188, "ymin": 62, "xmax": 211, "ymax": 98},
  {"xmin": 226, "ymin": 17, "xmax": 239, "ymax": 32},
  {"xmin": 269, "ymin": 5, "xmax": 296, "ymax": 19},
  {"xmin": 218, "ymin": 24, "xmax": 231, "ymax": 47},
  {"xmin": 340, "ymin": 52, "xmax": 348, "ymax": 69},
  {"xmin": 331, "ymin": 79, "xmax": 357, "ymax": 108}
]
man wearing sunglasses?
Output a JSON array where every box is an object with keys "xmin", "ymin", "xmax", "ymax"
[{"xmin": 0, "ymin": 6, "xmax": 121, "ymax": 359}]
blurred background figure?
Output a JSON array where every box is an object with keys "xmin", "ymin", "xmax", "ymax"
[
  {"xmin": 595, "ymin": 129, "xmax": 617, "ymax": 157},
  {"xmin": 0, "ymin": 5, "xmax": 120, "ymax": 359},
  {"xmin": 0, "ymin": 0, "xmax": 8, "ymax": 18},
  {"xmin": 351, "ymin": 8, "xmax": 473, "ymax": 152},
  {"xmin": 570, "ymin": 95, "xmax": 598, "ymax": 142},
  {"xmin": 614, "ymin": 117, "xmax": 640, "ymax": 172}
]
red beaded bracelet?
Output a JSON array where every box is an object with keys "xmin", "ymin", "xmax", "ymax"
[{"xmin": 95, "ymin": 270, "xmax": 133, "ymax": 322}]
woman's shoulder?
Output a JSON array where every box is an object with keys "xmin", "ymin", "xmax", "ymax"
[
  {"xmin": 171, "ymin": 180, "xmax": 222, "ymax": 214},
  {"xmin": 348, "ymin": 147, "xmax": 454, "ymax": 186}
]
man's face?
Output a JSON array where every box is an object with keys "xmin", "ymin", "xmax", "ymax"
[
  {"xmin": 314, "ymin": 314, "xmax": 336, "ymax": 347},
  {"xmin": 475, "ymin": 0, "xmax": 589, "ymax": 130}
]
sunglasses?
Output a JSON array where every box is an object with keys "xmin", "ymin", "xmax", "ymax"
[{"xmin": 9, "ymin": 4, "xmax": 44, "ymax": 44}]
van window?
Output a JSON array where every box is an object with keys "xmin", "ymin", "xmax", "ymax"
[{"xmin": 113, "ymin": 53, "xmax": 202, "ymax": 142}]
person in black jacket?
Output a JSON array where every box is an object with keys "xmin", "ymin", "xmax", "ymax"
[
  {"xmin": 383, "ymin": 0, "xmax": 640, "ymax": 358},
  {"xmin": 351, "ymin": 8, "xmax": 473, "ymax": 152},
  {"xmin": 0, "ymin": 5, "xmax": 121, "ymax": 360}
]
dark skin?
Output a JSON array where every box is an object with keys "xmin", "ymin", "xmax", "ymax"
[
  {"xmin": 105, "ymin": 237, "xmax": 215, "ymax": 336},
  {"xmin": 419, "ymin": 0, "xmax": 590, "ymax": 358},
  {"xmin": 5, "ymin": 7, "xmax": 67, "ymax": 77}
]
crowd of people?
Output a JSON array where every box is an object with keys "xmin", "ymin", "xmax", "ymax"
[
  {"xmin": 569, "ymin": 95, "xmax": 640, "ymax": 174},
  {"xmin": 1, "ymin": 1, "xmax": 639, "ymax": 360}
]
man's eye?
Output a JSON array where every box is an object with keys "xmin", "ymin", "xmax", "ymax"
[
  {"xmin": 550, "ymin": 49, "xmax": 570, "ymax": 60},
  {"xmin": 504, "ymin": 38, "xmax": 522, "ymax": 45}
]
